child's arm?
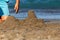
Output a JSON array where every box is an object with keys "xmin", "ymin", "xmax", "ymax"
[{"xmin": 14, "ymin": 0, "xmax": 20, "ymax": 13}]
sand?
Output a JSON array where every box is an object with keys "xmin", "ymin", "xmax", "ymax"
[{"xmin": 0, "ymin": 10, "xmax": 60, "ymax": 40}]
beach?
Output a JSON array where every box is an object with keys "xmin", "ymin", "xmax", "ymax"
[{"xmin": 0, "ymin": 10, "xmax": 60, "ymax": 40}]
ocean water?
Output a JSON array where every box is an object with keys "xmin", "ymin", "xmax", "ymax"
[
  {"xmin": 9, "ymin": 9, "xmax": 60, "ymax": 20},
  {"xmin": 9, "ymin": 0, "xmax": 60, "ymax": 9}
]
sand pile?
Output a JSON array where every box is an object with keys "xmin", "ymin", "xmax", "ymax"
[
  {"xmin": 0, "ymin": 16, "xmax": 20, "ymax": 30},
  {"xmin": 19, "ymin": 10, "xmax": 45, "ymax": 27}
]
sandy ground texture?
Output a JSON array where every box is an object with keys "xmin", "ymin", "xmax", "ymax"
[{"xmin": 0, "ymin": 10, "xmax": 60, "ymax": 40}]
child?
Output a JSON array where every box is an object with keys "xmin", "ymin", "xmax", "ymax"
[{"xmin": 0, "ymin": 0, "xmax": 20, "ymax": 23}]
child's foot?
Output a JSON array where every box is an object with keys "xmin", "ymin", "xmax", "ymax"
[
  {"xmin": 0, "ymin": 16, "xmax": 8, "ymax": 23},
  {"xmin": 1, "ymin": 16, "xmax": 8, "ymax": 21}
]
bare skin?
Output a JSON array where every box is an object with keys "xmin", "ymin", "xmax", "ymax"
[
  {"xmin": 14, "ymin": 0, "xmax": 20, "ymax": 13},
  {"xmin": 0, "ymin": 0, "xmax": 20, "ymax": 23}
]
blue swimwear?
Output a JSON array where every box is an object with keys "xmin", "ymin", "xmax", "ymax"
[
  {"xmin": 0, "ymin": 0, "xmax": 9, "ymax": 16},
  {"xmin": 0, "ymin": 0, "xmax": 9, "ymax": 2}
]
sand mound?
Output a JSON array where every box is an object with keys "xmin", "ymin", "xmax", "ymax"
[
  {"xmin": 0, "ymin": 16, "xmax": 20, "ymax": 30},
  {"xmin": 19, "ymin": 10, "xmax": 45, "ymax": 27}
]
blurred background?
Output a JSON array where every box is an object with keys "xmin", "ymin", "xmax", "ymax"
[
  {"xmin": 9, "ymin": 0, "xmax": 60, "ymax": 9},
  {"xmin": 9, "ymin": 0, "xmax": 60, "ymax": 20}
]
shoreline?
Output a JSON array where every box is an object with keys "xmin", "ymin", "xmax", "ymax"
[
  {"xmin": 9, "ymin": 9, "xmax": 60, "ymax": 13},
  {"xmin": 9, "ymin": 9, "xmax": 60, "ymax": 20}
]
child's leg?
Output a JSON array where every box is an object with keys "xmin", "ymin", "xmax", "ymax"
[{"xmin": 0, "ymin": 2, "xmax": 9, "ymax": 23}]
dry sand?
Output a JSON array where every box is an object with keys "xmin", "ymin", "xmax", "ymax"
[{"xmin": 0, "ymin": 10, "xmax": 60, "ymax": 40}]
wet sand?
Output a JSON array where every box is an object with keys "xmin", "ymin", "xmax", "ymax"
[{"xmin": 0, "ymin": 10, "xmax": 60, "ymax": 40}]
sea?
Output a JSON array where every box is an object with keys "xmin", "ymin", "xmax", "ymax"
[{"xmin": 9, "ymin": 9, "xmax": 60, "ymax": 21}]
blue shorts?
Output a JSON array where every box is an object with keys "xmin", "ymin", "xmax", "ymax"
[{"xmin": 0, "ymin": 1, "xmax": 9, "ymax": 16}]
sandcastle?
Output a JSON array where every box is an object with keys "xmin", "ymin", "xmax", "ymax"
[{"xmin": 19, "ymin": 10, "xmax": 45, "ymax": 27}]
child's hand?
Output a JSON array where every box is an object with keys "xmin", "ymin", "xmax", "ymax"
[{"xmin": 14, "ymin": 3, "xmax": 19, "ymax": 13}]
